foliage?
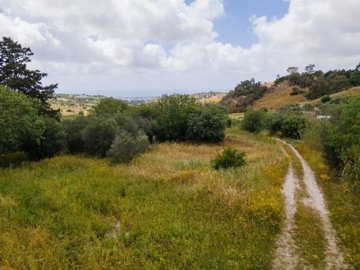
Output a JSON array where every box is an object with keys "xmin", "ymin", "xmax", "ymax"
[
  {"xmin": 267, "ymin": 112, "xmax": 307, "ymax": 139},
  {"xmin": 280, "ymin": 115, "xmax": 307, "ymax": 139},
  {"xmin": 152, "ymin": 94, "xmax": 198, "ymax": 141},
  {"xmin": 92, "ymin": 98, "xmax": 129, "ymax": 117},
  {"xmin": 241, "ymin": 109, "xmax": 267, "ymax": 133},
  {"xmin": 0, "ymin": 37, "xmax": 58, "ymax": 117},
  {"xmin": 107, "ymin": 130, "xmax": 149, "ymax": 163},
  {"xmin": 323, "ymin": 97, "xmax": 360, "ymax": 185},
  {"xmin": 63, "ymin": 116, "xmax": 89, "ymax": 153},
  {"xmin": 0, "ymin": 85, "xmax": 44, "ymax": 154},
  {"xmin": 321, "ymin": 95, "xmax": 331, "ymax": 103},
  {"xmin": 211, "ymin": 147, "xmax": 246, "ymax": 170},
  {"xmin": 83, "ymin": 117, "xmax": 117, "ymax": 157},
  {"xmin": 275, "ymin": 64, "xmax": 360, "ymax": 100},
  {"xmin": 23, "ymin": 117, "xmax": 65, "ymax": 160},
  {"xmin": 221, "ymin": 79, "xmax": 268, "ymax": 112},
  {"xmin": 186, "ymin": 106, "xmax": 226, "ymax": 143}
]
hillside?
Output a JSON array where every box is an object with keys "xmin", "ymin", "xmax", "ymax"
[{"xmin": 252, "ymin": 81, "xmax": 307, "ymax": 110}]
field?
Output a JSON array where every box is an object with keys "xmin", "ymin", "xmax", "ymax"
[{"xmin": 0, "ymin": 129, "xmax": 288, "ymax": 269}]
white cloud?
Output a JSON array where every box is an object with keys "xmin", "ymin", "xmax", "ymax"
[{"xmin": 0, "ymin": 0, "xmax": 360, "ymax": 95}]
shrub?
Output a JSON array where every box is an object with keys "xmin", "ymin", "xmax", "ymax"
[
  {"xmin": 92, "ymin": 98, "xmax": 129, "ymax": 117},
  {"xmin": 241, "ymin": 109, "xmax": 267, "ymax": 133},
  {"xmin": 63, "ymin": 116, "xmax": 89, "ymax": 153},
  {"xmin": 23, "ymin": 117, "xmax": 65, "ymax": 160},
  {"xmin": 107, "ymin": 130, "xmax": 149, "ymax": 163},
  {"xmin": 153, "ymin": 94, "xmax": 198, "ymax": 141},
  {"xmin": 211, "ymin": 147, "xmax": 246, "ymax": 170},
  {"xmin": 280, "ymin": 115, "xmax": 307, "ymax": 139},
  {"xmin": 83, "ymin": 118, "xmax": 117, "ymax": 157},
  {"xmin": 0, "ymin": 85, "xmax": 44, "ymax": 154},
  {"xmin": 322, "ymin": 97, "xmax": 360, "ymax": 185},
  {"xmin": 321, "ymin": 95, "xmax": 331, "ymax": 103},
  {"xmin": 267, "ymin": 113, "xmax": 283, "ymax": 135},
  {"xmin": 186, "ymin": 106, "xmax": 226, "ymax": 143}
]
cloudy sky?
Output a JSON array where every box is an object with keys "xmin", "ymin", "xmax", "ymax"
[{"xmin": 1, "ymin": 0, "xmax": 360, "ymax": 96}]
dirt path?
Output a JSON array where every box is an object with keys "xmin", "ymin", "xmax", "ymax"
[{"xmin": 273, "ymin": 140, "xmax": 347, "ymax": 270}]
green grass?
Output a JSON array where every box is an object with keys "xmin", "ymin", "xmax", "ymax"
[{"xmin": 0, "ymin": 129, "xmax": 288, "ymax": 269}]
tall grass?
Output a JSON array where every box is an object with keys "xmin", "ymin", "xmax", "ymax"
[{"xmin": 0, "ymin": 129, "xmax": 287, "ymax": 269}]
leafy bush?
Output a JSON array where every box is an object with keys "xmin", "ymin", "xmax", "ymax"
[
  {"xmin": 23, "ymin": 117, "xmax": 65, "ymax": 160},
  {"xmin": 323, "ymin": 97, "xmax": 360, "ymax": 182},
  {"xmin": 267, "ymin": 113, "xmax": 283, "ymax": 135},
  {"xmin": 211, "ymin": 147, "xmax": 246, "ymax": 170},
  {"xmin": 107, "ymin": 130, "xmax": 149, "ymax": 163},
  {"xmin": 321, "ymin": 95, "xmax": 331, "ymax": 103},
  {"xmin": 0, "ymin": 85, "xmax": 44, "ymax": 154},
  {"xmin": 280, "ymin": 115, "xmax": 307, "ymax": 139},
  {"xmin": 63, "ymin": 116, "xmax": 89, "ymax": 153},
  {"xmin": 241, "ymin": 109, "xmax": 267, "ymax": 133},
  {"xmin": 83, "ymin": 118, "xmax": 117, "ymax": 157},
  {"xmin": 153, "ymin": 94, "xmax": 198, "ymax": 141},
  {"xmin": 186, "ymin": 106, "xmax": 226, "ymax": 143},
  {"xmin": 92, "ymin": 98, "xmax": 129, "ymax": 116}
]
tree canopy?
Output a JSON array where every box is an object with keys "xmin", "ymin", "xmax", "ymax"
[{"xmin": 0, "ymin": 37, "xmax": 58, "ymax": 117}]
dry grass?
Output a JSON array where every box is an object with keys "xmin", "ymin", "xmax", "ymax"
[{"xmin": 253, "ymin": 82, "xmax": 307, "ymax": 110}]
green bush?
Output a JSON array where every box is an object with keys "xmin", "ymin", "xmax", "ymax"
[
  {"xmin": 211, "ymin": 147, "xmax": 246, "ymax": 170},
  {"xmin": 92, "ymin": 98, "xmax": 129, "ymax": 117},
  {"xmin": 241, "ymin": 109, "xmax": 267, "ymax": 133},
  {"xmin": 0, "ymin": 85, "xmax": 44, "ymax": 154},
  {"xmin": 321, "ymin": 95, "xmax": 331, "ymax": 103},
  {"xmin": 153, "ymin": 94, "xmax": 198, "ymax": 141},
  {"xmin": 267, "ymin": 113, "xmax": 283, "ymax": 135},
  {"xmin": 323, "ymin": 97, "xmax": 360, "ymax": 185},
  {"xmin": 23, "ymin": 117, "xmax": 65, "ymax": 160},
  {"xmin": 280, "ymin": 115, "xmax": 307, "ymax": 139},
  {"xmin": 186, "ymin": 106, "xmax": 226, "ymax": 143},
  {"xmin": 83, "ymin": 118, "xmax": 117, "ymax": 157},
  {"xmin": 63, "ymin": 116, "xmax": 89, "ymax": 153},
  {"xmin": 107, "ymin": 130, "xmax": 149, "ymax": 163}
]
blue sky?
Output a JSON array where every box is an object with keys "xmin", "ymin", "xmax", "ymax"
[
  {"xmin": 1, "ymin": 0, "xmax": 359, "ymax": 96},
  {"xmin": 215, "ymin": 0, "xmax": 289, "ymax": 47}
]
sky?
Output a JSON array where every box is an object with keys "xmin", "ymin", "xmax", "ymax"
[{"xmin": 1, "ymin": 0, "xmax": 360, "ymax": 97}]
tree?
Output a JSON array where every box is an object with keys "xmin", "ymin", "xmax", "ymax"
[
  {"xmin": 0, "ymin": 37, "xmax": 58, "ymax": 117},
  {"xmin": 83, "ymin": 117, "xmax": 117, "ymax": 157},
  {"xmin": 287, "ymin": 66, "xmax": 299, "ymax": 74},
  {"xmin": 23, "ymin": 117, "xmax": 65, "ymax": 160},
  {"xmin": 92, "ymin": 98, "xmax": 129, "ymax": 117},
  {"xmin": 0, "ymin": 85, "xmax": 44, "ymax": 154},
  {"xmin": 241, "ymin": 109, "xmax": 267, "ymax": 133},
  {"xmin": 186, "ymin": 106, "xmax": 226, "ymax": 143},
  {"xmin": 305, "ymin": 64, "xmax": 315, "ymax": 74},
  {"xmin": 153, "ymin": 94, "xmax": 199, "ymax": 141},
  {"xmin": 107, "ymin": 130, "xmax": 149, "ymax": 163}
]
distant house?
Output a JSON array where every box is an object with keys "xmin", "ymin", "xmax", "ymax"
[{"xmin": 316, "ymin": 115, "xmax": 331, "ymax": 120}]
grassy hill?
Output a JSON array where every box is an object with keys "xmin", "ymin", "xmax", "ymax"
[{"xmin": 0, "ymin": 129, "xmax": 288, "ymax": 269}]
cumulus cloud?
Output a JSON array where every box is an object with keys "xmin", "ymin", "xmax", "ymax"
[{"xmin": 0, "ymin": 0, "xmax": 360, "ymax": 95}]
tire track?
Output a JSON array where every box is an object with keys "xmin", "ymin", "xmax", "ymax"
[{"xmin": 273, "ymin": 140, "xmax": 347, "ymax": 270}]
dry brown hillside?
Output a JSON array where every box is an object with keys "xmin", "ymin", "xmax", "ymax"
[{"xmin": 252, "ymin": 81, "xmax": 307, "ymax": 110}]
